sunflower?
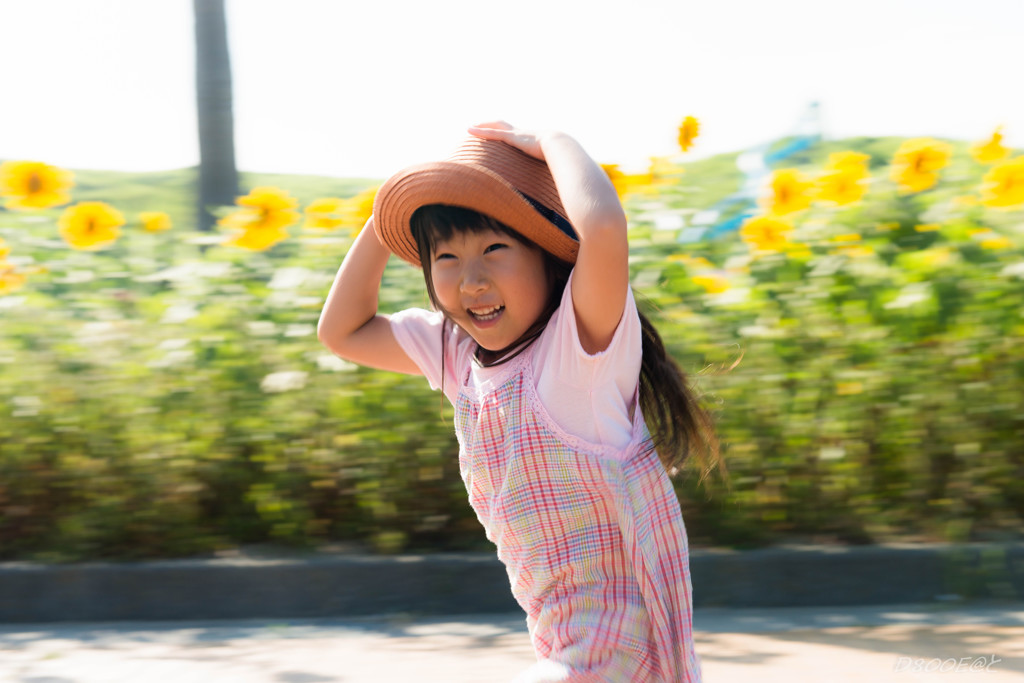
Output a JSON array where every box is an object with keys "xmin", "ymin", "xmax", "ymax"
[
  {"xmin": 0, "ymin": 263, "xmax": 27, "ymax": 295},
  {"xmin": 970, "ymin": 127, "xmax": 1010, "ymax": 164},
  {"xmin": 601, "ymin": 164, "xmax": 654, "ymax": 202},
  {"xmin": 815, "ymin": 152, "xmax": 870, "ymax": 206},
  {"xmin": 786, "ymin": 243, "xmax": 814, "ymax": 260},
  {"xmin": 218, "ymin": 187, "xmax": 299, "ymax": 250},
  {"xmin": 0, "ymin": 237, "xmax": 9, "ymax": 262},
  {"xmin": 889, "ymin": 138, "xmax": 951, "ymax": 193},
  {"xmin": 740, "ymin": 215, "xmax": 794, "ymax": 253},
  {"xmin": 816, "ymin": 170, "xmax": 867, "ymax": 205},
  {"xmin": 222, "ymin": 226, "xmax": 291, "ymax": 251},
  {"xmin": 139, "ymin": 211, "xmax": 172, "ymax": 233},
  {"xmin": 219, "ymin": 186, "xmax": 300, "ymax": 232},
  {"xmin": 677, "ymin": 116, "xmax": 700, "ymax": 153},
  {"xmin": 0, "ymin": 160, "xmax": 74, "ymax": 210},
  {"xmin": 980, "ymin": 235, "xmax": 1013, "ymax": 250},
  {"xmin": 970, "ymin": 227, "xmax": 1011, "ymax": 250},
  {"xmin": 337, "ymin": 186, "xmax": 379, "ymax": 234},
  {"xmin": 692, "ymin": 274, "xmax": 731, "ymax": 294},
  {"xmin": 979, "ymin": 156, "xmax": 1024, "ymax": 208},
  {"xmin": 762, "ymin": 169, "xmax": 813, "ymax": 215},
  {"xmin": 303, "ymin": 197, "xmax": 346, "ymax": 230},
  {"xmin": 831, "ymin": 233, "xmax": 873, "ymax": 258},
  {"xmin": 969, "ymin": 228, "xmax": 1013, "ymax": 250},
  {"xmin": 58, "ymin": 202, "xmax": 125, "ymax": 250},
  {"xmin": 825, "ymin": 151, "xmax": 871, "ymax": 172}
]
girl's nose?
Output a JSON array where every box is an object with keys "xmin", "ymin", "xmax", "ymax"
[{"xmin": 459, "ymin": 261, "xmax": 489, "ymax": 294}]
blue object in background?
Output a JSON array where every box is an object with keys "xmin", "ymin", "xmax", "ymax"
[{"xmin": 682, "ymin": 102, "xmax": 822, "ymax": 244}]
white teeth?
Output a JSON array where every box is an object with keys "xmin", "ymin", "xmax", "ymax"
[{"xmin": 469, "ymin": 305, "xmax": 503, "ymax": 320}]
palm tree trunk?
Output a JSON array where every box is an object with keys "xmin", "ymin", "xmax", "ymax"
[{"xmin": 194, "ymin": 0, "xmax": 238, "ymax": 232}]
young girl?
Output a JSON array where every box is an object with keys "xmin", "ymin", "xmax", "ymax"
[{"xmin": 318, "ymin": 122, "xmax": 720, "ymax": 682}]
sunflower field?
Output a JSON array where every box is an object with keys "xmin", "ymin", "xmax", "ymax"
[{"xmin": 1, "ymin": 124, "xmax": 1023, "ymax": 561}]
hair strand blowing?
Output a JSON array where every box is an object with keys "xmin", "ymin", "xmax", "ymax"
[{"xmin": 637, "ymin": 311, "xmax": 727, "ymax": 483}]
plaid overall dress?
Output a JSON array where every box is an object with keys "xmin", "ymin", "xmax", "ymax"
[{"xmin": 454, "ymin": 349, "xmax": 702, "ymax": 682}]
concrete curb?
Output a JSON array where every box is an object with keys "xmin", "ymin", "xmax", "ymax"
[{"xmin": 1, "ymin": 543, "xmax": 1022, "ymax": 623}]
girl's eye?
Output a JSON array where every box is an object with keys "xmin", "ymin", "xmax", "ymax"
[
  {"xmin": 434, "ymin": 252, "xmax": 455, "ymax": 262},
  {"xmin": 484, "ymin": 243, "xmax": 507, "ymax": 254}
]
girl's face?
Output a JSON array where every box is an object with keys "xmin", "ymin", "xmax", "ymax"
[{"xmin": 429, "ymin": 227, "xmax": 551, "ymax": 352}]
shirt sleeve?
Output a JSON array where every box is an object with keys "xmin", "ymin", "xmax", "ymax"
[
  {"xmin": 389, "ymin": 308, "xmax": 469, "ymax": 405},
  {"xmin": 533, "ymin": 270, "xmax": 643, "ymax": 450}
]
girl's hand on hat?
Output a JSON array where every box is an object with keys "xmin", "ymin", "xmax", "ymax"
[{"xmin": 468, "ymin": 121, "xmax": 548, "ymax": 161}]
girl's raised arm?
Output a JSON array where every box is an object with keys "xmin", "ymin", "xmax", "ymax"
[
  {"xmin": 317, "ymin": 217, "xmax": 422, "ymax": 375},
  {"xmin": 468, "ymin": 123, "xmax": 629, "ymax": 355}
]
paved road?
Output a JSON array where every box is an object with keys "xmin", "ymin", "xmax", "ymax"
[{"xmin": 1, "ymin": 603, "xmax": 1022, "ymax": 682}]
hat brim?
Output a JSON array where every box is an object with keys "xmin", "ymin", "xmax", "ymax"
[{"xmin": 373, "ymin": 160, "xmax": 579, "ymax": 267}]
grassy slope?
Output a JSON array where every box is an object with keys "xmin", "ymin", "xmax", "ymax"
[{"xmin": 61, "ymin": 168, "xmax": 379, "ymax": 234}]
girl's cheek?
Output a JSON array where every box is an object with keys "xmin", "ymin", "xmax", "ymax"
[{"xmin": 432, "ymin": 269, "xmax": 458, "ymax": 298}]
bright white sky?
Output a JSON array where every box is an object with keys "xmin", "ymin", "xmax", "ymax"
[{"xmin": 2, "ymin": 0, "xmax": 1022, "ymax": 178}]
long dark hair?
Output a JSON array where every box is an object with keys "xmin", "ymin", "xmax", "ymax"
[{"xmin": 410, "ymin": 204, "xmax": 724, "ymax": 481}]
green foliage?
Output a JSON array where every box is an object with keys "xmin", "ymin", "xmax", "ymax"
[{"xmin": 1, "ymin": 140, "xmax": 1022, "ymax": 561}]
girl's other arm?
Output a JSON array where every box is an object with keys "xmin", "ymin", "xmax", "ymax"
[
  {"xmin": 468, "ymin": 124, "xmax": 628, "ymax": 354},
  {"xmin": 317, "ymin": 217, "xmax": 422, "ymax": 375}
]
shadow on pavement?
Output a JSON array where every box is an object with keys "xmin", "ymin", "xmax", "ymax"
[{"xmin": 1, "ymin": 603, "xmax": 1022, "ymax": 682}]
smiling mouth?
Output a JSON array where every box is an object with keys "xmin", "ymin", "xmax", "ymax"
[{"xmin": 468, "ymin": 305, "xmax": 504, "ymax": 321}]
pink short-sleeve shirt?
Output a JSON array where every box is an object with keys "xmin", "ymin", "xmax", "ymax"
[{"xmin": 390, "ymin": 271, "xmax": 643, "ymax": 453}]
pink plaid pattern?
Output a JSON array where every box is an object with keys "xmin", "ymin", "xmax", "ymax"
[{"xmin": 454, "ymin": 353, "xmax": 701, "ymax": 682}]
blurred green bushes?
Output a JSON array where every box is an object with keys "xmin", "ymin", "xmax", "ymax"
[{"xmin": 1, "ymin": 141, "xmax": 1023, "ymax": 561}]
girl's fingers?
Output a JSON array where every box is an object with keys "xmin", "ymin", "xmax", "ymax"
[
  {"xmin": 470, "ymin": 120, "xmax": 513, "ymax": 131},
  {"xmin": 467, "ymin": 126, "xmax": 513, "ymax": 143},
  {"xmin": 468, "ymin": 122, "xmax": 546, "ymax": 160},
  {"xmin": 467, "ymin": 125, "xmax": 506, "ymax": 139}
]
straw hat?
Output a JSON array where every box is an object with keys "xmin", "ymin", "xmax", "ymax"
[{"xmin": 373, "ymin": 137, "xmax": 579, "ymax": 267}]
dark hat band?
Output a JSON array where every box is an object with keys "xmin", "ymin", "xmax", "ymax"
[{"xmin": 518, "ymin": 191, "xmax": 578, "ymax": 243}]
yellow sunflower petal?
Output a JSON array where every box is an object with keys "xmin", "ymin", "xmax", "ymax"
[
  {"xmin": 0, "ymin": 264, "xmax": 28, "ymax": 295},
  {"xmin": 692, "ymin": 274, "xmax": 731, "ymax": 294},
  {"xmin": 824, "ymin": 151, "xmax": 871, "ymax": 173},
  {"xmin": 970, "ymin": 127, "xmax": 1011, "ymax": 164},
  {"xmin": 762, "ymin": 169, "xmax": 813, "ymax": 215},
  {"xmin": 740, "ymin": 215, "xmax": 794, "ymax": 253},
  {"xmin": 889, "ymin": 138, "xmax": 951, "ymax": 194},
  {"xmin": 237, "ymin": 186, "xmax": 299, "ymax": 212},
  {"xmin": 980, "ymin": 156, "xmax": 1024, "ymax": 208},
  {"xmin": 303, "ymin": 197, "xmax": 346, "ymax": 231},
  {"xmin": 816, "ymin": 153, "xmax": 870, "ymax": 206},
  {"xmin": 338, "ymin": 187, "xmax": 379, "ymax": 232},
  {"xmin": 57, "ymin": 202, "xmax": 125, "ymax": 250},
  {"xmin": 677, "ymin": 116, "xmax": 700, "ymax": 153},
  {"xmin": 980, "ymin": 236, "xmax": 1013, "ymax": 249},
  {"xmin": 139, "ymin": 211, "xmax": 172, "ymax": 233},
  {"xmin": 222, "ymin": 226, "xmax": 291, "ymax": 251},
  {"xmin": 0, "ymin": 160, "xmax": 75, "ymax": 210},
  {"xmin": 218, "ymin": 206, "xmax": 299, "ymax": 233}
]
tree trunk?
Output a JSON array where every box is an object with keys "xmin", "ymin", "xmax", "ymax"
[{"xmin": 194, "ymin": 0, "xmax": 238, "ymax": 232}]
